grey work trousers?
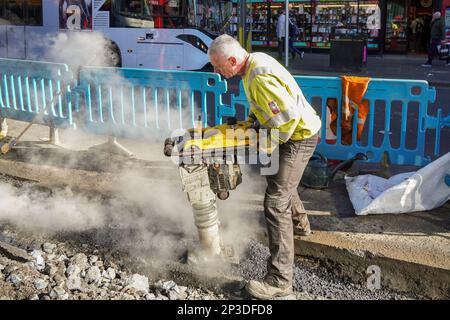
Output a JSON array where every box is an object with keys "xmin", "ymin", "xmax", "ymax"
[{"xmin": 263, "ymin": 134, "xmax": 318, "ymax": 288}]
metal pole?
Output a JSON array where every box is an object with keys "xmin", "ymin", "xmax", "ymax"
[
  {"xmin": 239, "ymin": 0, "xmax": 246, "ymax": 48},
  {"xmin": 357, "ymin": 0, "xmax": 360, "ymax": 35},
  {"xmin": 285, "ymin": 0, "xmax": 289, "ymax": 67}
]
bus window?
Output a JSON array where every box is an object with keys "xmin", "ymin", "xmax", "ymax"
[
  {"xmin": 187, "ymin": 0, "xmax": 232, "ymax": 35},
  {"xmin": 164, "ymin": 0, "xmax": 182, "ymax": 16},
  {"xmin": 0, "ymin": 0, "xmax": 4, "ymax": 24},
  {"xmin": 110, "ymin": 0, "xmax": 230, "ymax": 32},
  {"xmin": 4, "ymin": 0, "xmax": 25, "ymax": 25},
  {"xmin": 119, "ymin": 0, "xmax": 142, "ymax": 15},
  {"xmin": 112, "ymin": 0, "xmax": 154, "ymax": 27},
  {"xmin": 0, "ymin": 0, "xmax": 42, "ymax": 26},
  {"xmin": 163, "ymin": 0, "xmax": 184, "ymax": 27},
  {"xmin": 146, "ymin": 0, "xmax": 184, "ymax": 28},
  {"xmin": 26, "ymin": 0, "xmax": 43, "ymax": 26}
]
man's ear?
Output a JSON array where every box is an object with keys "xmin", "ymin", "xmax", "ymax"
[{"xmin": 228, "ymin": 56, "xmax": 237, "ymax": 66}]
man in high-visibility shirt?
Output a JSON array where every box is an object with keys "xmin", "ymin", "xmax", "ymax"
[{"xmin": 208, "ymin": 34, "xmax": 321, "ymax": 299}]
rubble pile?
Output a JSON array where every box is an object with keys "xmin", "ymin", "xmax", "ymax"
[{"xmin": 0, "ymin": 228, "xmax": 223, "ymax": 300}]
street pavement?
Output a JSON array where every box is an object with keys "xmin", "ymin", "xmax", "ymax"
[{"xmin": 266, "ymin": 51, "xmax": 450, "ymax": 87}]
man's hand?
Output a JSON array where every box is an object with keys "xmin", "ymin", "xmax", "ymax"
[{"xmin": 249, "ymin": 119, "xmax": 260, "ymax": 131}]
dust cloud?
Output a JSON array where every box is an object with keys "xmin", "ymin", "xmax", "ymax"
[
  {"xmin": 0, "ymin": 31, "xmax": 268, "ymax": 272},
  {"xmin": 39, "ymin": 31, "xmax": 112, "ymax": 70}
]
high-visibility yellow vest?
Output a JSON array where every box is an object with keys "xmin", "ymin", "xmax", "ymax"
[{"xmin": 242, "ymin": 53, "xmax": 321, "ymax": 143}]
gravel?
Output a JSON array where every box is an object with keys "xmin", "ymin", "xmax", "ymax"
[
  {"xmin": 233, "ymin": 240, "xmax": 416, "ymax": 300},
  {"xmin": 42, "ymin": 243, "xmax": 57, "ymax": 254},
  {"xmin": 126, "ymin": 274, "xmax": 149, "ymax": 294},
  {"xmin": 0, "ymin": 223, "xmax": 224, "ymax": 300},
  {"xmin": 0, "ymin": 223, "xmax": 420, "ymax": 300}
]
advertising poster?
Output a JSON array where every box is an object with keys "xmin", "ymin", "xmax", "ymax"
[{"xmin": 59, "ymin": 0, "xmax": 92, "ymax": 30}]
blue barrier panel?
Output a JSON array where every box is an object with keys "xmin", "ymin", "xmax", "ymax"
[
  {"xmin": 74, "ymin": 67, "xmax": 228, "ymax": 138},
  {"xmin": 229, "ymin": 76, "xmax": 443, "ymax": 166},
  {"xmin": 0, "ymin": 58, "xmax": 75, "ymax": 127}
]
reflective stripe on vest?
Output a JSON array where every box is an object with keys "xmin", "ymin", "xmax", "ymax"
[
  {"xmin": 248, "ymin": 66, "xmax": 273, "ymax": 87},
  {"xmin": 278, "ymin": 130, "xmax": 293, "ymax": 142},
  {"xmin": 251, "ymin": 101, "xmax": 298, "ymax": 127},
  {"xmin": 247, "ymin": 66, "xmax": 300, "ymax": 128}
]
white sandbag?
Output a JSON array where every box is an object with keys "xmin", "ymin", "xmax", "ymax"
[{"xmin": 345, "ymin": 152, "xmax": 450, "ymax": 215}]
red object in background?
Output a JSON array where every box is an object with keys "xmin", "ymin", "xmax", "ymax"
[
  {"xmin": 443, "ymin": 0, "xmax": 450, "ymax": 39},
  {"xmin": 154, "ymin": 0, "xmax": 165, "ymax": 28},
  {"xmin": 442, "ymin": 0, "xmax": 450, "ymax": 16},
  {"xmin": 408, "ymin": 6, "xmax": 416, "ymax": 19},
  {"xmin": 327, "ymin": 159, "xmax": 342, "ymax": 168},
  {"xmin": 390, "ymin": 37, "xmax": 398, "ymax": 49}
]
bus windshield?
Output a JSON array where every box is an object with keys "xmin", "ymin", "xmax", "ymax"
[
  {"xmin": 111, "ymin": 0, "xmax": 232, "ymax": 32},
  {"xmin": 186, "ymin": 0, "xmax": 232, "ymax": 35},
  {"xmin": 112, "ymin": 0, "xmax": 184, "ymax": 28}
]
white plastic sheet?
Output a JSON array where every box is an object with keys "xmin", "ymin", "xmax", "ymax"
[{"xmin": 345, "ymin": 152, "xmax": 450, "ymax": 215}]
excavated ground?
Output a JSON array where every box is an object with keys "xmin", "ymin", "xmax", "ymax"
[
  {"xmin": 0, "ymin": 120, "xmax": 447, "ymax": 300},
  {"xmin": 0, "ymin": 170, "xmax": 420, "ymax": 300}
]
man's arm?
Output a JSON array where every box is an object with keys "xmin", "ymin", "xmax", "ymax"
[{"xmin": 247, "ymin": 112, "xmax": 257, "ymax": 123}]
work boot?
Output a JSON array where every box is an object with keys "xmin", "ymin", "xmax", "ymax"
[
  {"xmin": 245, "ymin": 280, "xmax": 293, "ymax": 300},
  {"xmin": 293, "ymin": 214, "xmax": 312, "ymax": 236}
]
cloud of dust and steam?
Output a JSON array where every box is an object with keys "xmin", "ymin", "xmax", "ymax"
[
  {"xmin": 1, "ymin": 28, "xmax": 199, "ymax": 261},
  {"xmin": 37, "ymin": 31, "xmax": 112, "ymax": 70},
  {"xmin": 0, "ymin": 168, "xmax": 197, "ymax": 261},
  {"xmin": 0, "ymin": 183, "xmax": 105, "ymax": 231},
  {"xmin": 1, "ymin": 31, "xmax": 269, "ymax": 271},
  {"xmin": 216, "ymin": 165, "xmax": 268, "ymax": 253}
]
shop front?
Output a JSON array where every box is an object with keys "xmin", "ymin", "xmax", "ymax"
[
  {"xmin": 236, "ymin": 0, "xmax": 445, "ymax": 54},
  {"xmin": 384, "ymin": 0, "xmax": 441, "ymax": 53},
  {"xmin": 243, "ymin": 0, "xmax": 382, "ymax": 52}
]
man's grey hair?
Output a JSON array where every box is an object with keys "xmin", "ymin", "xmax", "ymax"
[
  {"xmin": 208, "ymin": 34, "xmax": 247, "ymax": 61},
  {"xmin": 432, "ymin": 11, "xmax": 441, "ymax": 20}
]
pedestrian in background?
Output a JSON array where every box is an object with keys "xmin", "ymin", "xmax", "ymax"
[
  {"xmin": 410, "ymin": 17, "xmax": 424, "ymax": 53},
  {"xmin": 276, "ymin": 10, "xmax": 286, "ymax": 60},
  {"xmin": 276, "ymin": 11, "xmax": 304, "ymax": 60},
  {"xmin": 288, "ymin": 14, "xmax": 304, "ymax": 60},
  {"xmin": 422, "ymin": 12, "xmax": 450, "ymax": 67}
]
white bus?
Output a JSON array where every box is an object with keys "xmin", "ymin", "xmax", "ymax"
[{"xmin": 0, "ymin": 0, "xmax": 233, "ymax": 70}]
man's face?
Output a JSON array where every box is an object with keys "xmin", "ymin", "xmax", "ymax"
[{"xmin": 209, "ymin": 54, "xmax": 238, "ymax": 79}]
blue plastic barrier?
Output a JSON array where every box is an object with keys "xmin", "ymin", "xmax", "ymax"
[
  {"xmin": 0, "ymin": 58, "xmax": 75, "ymax": 127},
  {"xmin": 229, "ymin": 76, "xmax": 447, "ymax": 167},
  {"xmin": 74, "ymin": 67, "xmax": 228, "ymax": 138},
  {"xmin": 0, "ymin": 56, "xmax": 447, "ymax": 167}
]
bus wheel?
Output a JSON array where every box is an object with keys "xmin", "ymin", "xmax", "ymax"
[{"xmin": 104, "ymin": 42, "xmax": 122, "ymax": 67}]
